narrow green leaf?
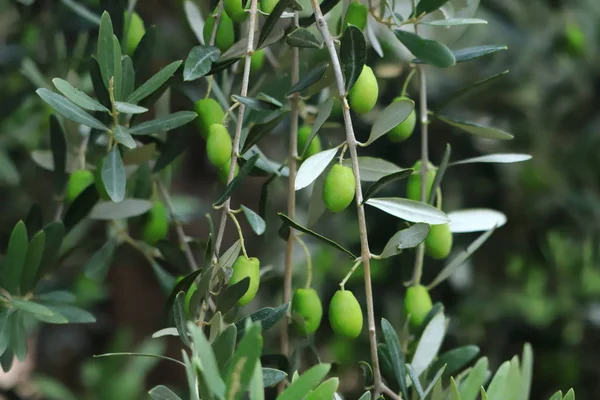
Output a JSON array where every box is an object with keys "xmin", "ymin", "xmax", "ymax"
[
  {"xmin": 212, "ymin": 324, "xmax": 237, "ymax": 373},
  {"xmin": 233, "ymin": 95, "xmax": 281, "ymax": 112},
  {"xmin": 286, "ymin": 28, "xmax": 323, "ymax": 49},
  {"xmin": 412, "ymin": 313, "xmax": 446, "ymax": 377},
  {"xmin": 450, "ymin": 153, "xmax": 532, "ymax": 166},
  {"xmin": 429, "ymin": 143, "xmax": 451, "ymax": 205},
  {"xmin": 346, "ymin": 157, "xmax": 403, "ymax": 182},
  {"xmin": 90, "ymin": 56, "xmax": 111, "ymax": 108},
  {"xmin": 437, "ymin": 116, "xmax": 513, "ymax": 140},
  {"xmin": 366, "ymin": 99, "xmax": 415, "ymax": 145},
  {"xmin": 301, "ymin": 98, "xmax": 333, "ymax": 158},
  {"xmin": 415, "ymin": 0, "xmax": 449, "ymax": 16},
  {"xmin": 422, "ymin": 18, "xmax": 488, "ymax": 26},
  {"xmin": 358, "ymin": 392, "xmax": 371, "ymax": 400},
  {"xmin": 448, "ymin": 209, "xmax": 506, "ymax": 233},
  {"xmin": 366, "ymin": 197, "xmax": 449, "ymax": 225},
  {"xmin": 449, "ymin": 377, "xmax": 461, "ymax": 400},
  {"xmin": 241, "ymin": 109, "xmax": 289, "ymax": 155},
  {"xmin": 121, "ymin": 55, "xmax": 135, "ymax": 100},
  {"xmin": 36, "ymin": 89, "xmax": 108, "ymax": 130},
  {"xmin": 548, "ymin": 391, "xmax": 563, "ymax": 400},
  {"xmin": 38, "ymin": 222, "xmax": 65, "ymax": 279},
  {"xmin": 188, "ymin": 322, "xmax": 226, "ymax": 397},
  {"xmin": 127, "ymin": 60, "xmax": 182, "ymax": 104},
  {"xmin": 287, "ymin": 63, "xmax": 329, "ymax": 96},
  {"xmin": 52, "ymin": 78, "xmax": 109, "ymax": 112},
  {"xmin": 63, "ymin": 185, "xmax": 99, "ymax": 231},
  {"xmin": 42, "ymin": 304, "xmax": 96, "ymax": 323},
  {"xmin": 102, "ymin": 146, "xmax": 126, "ymax": 202},
  {"xmin": 257, "ymin": 0, "xmax": 296, "ymax": 48},
  {"xmin": 406, "ymin": 364, "xmax": 425, "ymax": 398},
  {"xmin": 235, "ymin": 303, "xmax": 289, "ymax": 340},
  {"xmin": 3, "ymin": 221, "xmax": 28, "ymax": 294},
  {"xmin": 216, "ymin": 240, "xmax": 242, "ymax": 270},
  {"xmin": 0, "ymin": 311, "xmax": 13, "ymax": 360},
  {"xmin": 149, "ymin": 385, "xmax": 182, "ymax": 400},
  {"xmin": 299, "ymin": 0, "xmax": 341, "ymax": 27},
  {"xmin": 97, "ymin": 12, "xmax": 116, "ymax": 88},
  {"xmin": 84, "ymin": 240, "xmax": 117, "ymax": 281},
  {"xmin": 423, "ymin": 365, "xmax": 446, "ymax": 397},
  {"xmin": 10, "ymin": 312, "xmax": 27, "ymax": 361},
  {"xmin": 133, "ymin": 26, "xmax": 156, "ymax": 79},
  {"xmin": 225, "ymin": 322, "xmax": 263, "ymax": 400},
  {"xmin": 429, "ymin": 345, "xmax": 480, "ymax": 380},
  {"xmin": 295, "ymin": 147, "xmax": 338, "ymax": 190},
  {"xmin": 518, "ymin": 344, "xmax": 533, "ymax": 400},
  {"xmin": 20, "ymin": 230, "xmax": 45, "ymax": 293},
  {"xmin": 563, "ymin": 389, "xmax": 575, "ymax": 400},
  {"xmin": 278, "ymin": 213, "xmax": 357, "ymax": 259},
  {"xmin": 263, "ymin": 368, "xmax": 287, "ymax": 387},
  {"xmin": 437, "ymin": 70, "xmax": 509, "ymax": 112},
  {"xmin": 453, "ymin": 45, "xmax": 507, "ymax": 63},
  {"xmin": 114, "ymin": 101, "xmax": 148, "ymax": 114},
  {"xmin": 11, "ymin": 298, "xmax": 53, "ymax": 317},
  {"xmin": 486, "ymin": 361, "xmax": 510, "ymax": 400},
  {"xmin": 129, "ymin": 111, "xmax": 197, "ymax": 136},
  {"xmin": 395, "ymin": 30, "xmax": 455, "ymax": 68},
  {"xmin": 458, "ymin": 357, "xmax": 489, "ymax": 400},
  {"xmin": 363, "ymin": 169, "xmax": 413, "ymax": 204},
  {"xmin": 250, "ymin": 362, "xmax": 265, "ymax": 400},
  {"xmin": 279, "ymin": 364, "xmax": 331, "ymax": 400},
  {"xmin": 173, "ymin": 292, "xmax": 191, "ymax": 347},
  {"xmin": 241, "ymin": 205, "xmax": 266, "ymax": 235},
  {"xmin": 216, "ymin": 277, "xmax": 250, "ymax": 315},
  {"xmin": 165, "ymin": 269, "xmax": 203, "ymax": 313},
  {"xmin": 35, "ymin": 291, "xmax": 76, "ymax": 303},
  {"xmin": 307, "ymin": 377, "xmax": 339, "ymax": 399},
  {"xmin": 213, "ymin": 154, "xmax": 260, "ymax": 207},
  {"xmin": 113, "ymin": 125, "xmax": 136, "ymax": 149},
  {"xmin": 341, "ymin": 25, "xmax": 366, "ymax": 91},
  {"xmin": 381, "ymin": 319, "xmax": 410, "ymax": 398},
  {"xmin": 49, "ymin": 116, "xmax": 67, "ymax": 196},
  {"xmin": 379, "ymin": 223, "xmax": 430, "ymax": 258},
  {"xmin": 183, "ymin": 45, "xmax": 220, "ymax": 81}
]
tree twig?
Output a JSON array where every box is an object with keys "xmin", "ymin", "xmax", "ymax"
[{"xmin": 308, "ymin": 0, "xmax": 383, "ymax": 395}]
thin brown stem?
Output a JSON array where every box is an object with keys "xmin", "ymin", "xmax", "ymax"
[
  {"xmin": 213, "ymin": 0, "xmax": 259, "ymax": 257},
  {"xmin": 309, "ymin": 0, "xmax": 382, "ymax": 395},
  {"xmin": 281, "ymin": 9, "xmax": 301, "ymax": 367}
]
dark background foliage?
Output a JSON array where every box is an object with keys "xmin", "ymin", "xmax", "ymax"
[{"xmin": 0, "ymin": 0, "xmax": 599, "ymax": 398}]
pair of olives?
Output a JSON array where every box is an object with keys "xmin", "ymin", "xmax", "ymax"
[
  {"xmin": 292, "ymin": 288, "xmax": 363, "ymax": 339},
  {"xmin": 194, "ymin": 98, "xmax": 240, "ymax": 184}
]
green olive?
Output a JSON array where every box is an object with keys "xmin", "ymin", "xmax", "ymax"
[
  {"xmin": 229, "ymin": 255, "xmax": 260, "ymax": 306},
  {"xmin": 329, "ymin": 290, "xmax": 363, "ymax": 339},
  {"xmin": 224, "ymin": 0, "xmax": 248, "ymax": 23},
  {"xmin": 348, "ymin": 65, "xmax": 378, "ymax": 115},
  {"xmin": 404, "ymin": 284, "xmax": 433, "ymax": 328},
  {"xmin": 292, "ymin": 288, "xmax": 323, "ymax": 335},
  {"xmin": 66, "ymin": 170, "xmax": 95, "ymax": 202},
  {"xmin": 387, "ymin": 96, "xmax": 416, "ymax": 142},
  {"xmin": 206, "ymin": 124, "xmax": 233, "ymax": 167},
  {"xmin": 343, "ymin": 1, "xmax": 368, "ymax": 31},
  {"xmin": 406, "ymin": 161, "xmax": 436, "ymax": 202},
  {"xmin": 425, "ymin": 223, "xmax": 452, "ymax": 260},
  {"xmin": 322, "ymin": 164, "xmax": 356, "ymax": 213},
  {"xmin": 250, "ymin": 49, "xmax": 265, "ymax": 73},
  {"xmin": 565, "ymin": 23, "xmax": 586, "ymax": 57},
  {"xmin": 142, "ymin": 202, "xmax": 169, "ymax": 245},
  {"xmin": 195, "ymin": 98, "xmax": 225, "ymax": 139},
  {"xmin": 260, "ymin": 0, "xmax": 279, "ymax": 13},
  {"xmin": 203, "ymin": 9, "xmax": 235, "ymax": 53},
  {"xmin": 218, "ymin": 161, "xmax": 239, "ymax": 184},
  {"xmin": 297, "ymin": 125, "xmax": 322, "ymax": 159},
  {"xmin": 94, "ymin": 159, "xmax": 111, "ymax": 200},
  {"xmin": 125, "ymin": 12, "xmax": 146, "ymax": 55}
]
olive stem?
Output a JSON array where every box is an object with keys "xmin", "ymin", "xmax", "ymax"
[
  {"xmin": 339, "ymin": 259, "xmax": 362, "ymax": 290},
  {"xmin": 410, "ymin": 0, "xmax": 429, "ymax": 287},
  {"xmin": 205, "ymin": 1, "xmax": 224, "ymax": 99},
  {"xmin": 309, "ymin": 0, "xmax": 383, "ymax": 395},
  {"xmin": 295, "ymin": 236, "xmax": 312, "ymax": 289},
  {"xmin": 400, "ymin": 67, "xmax": 417, "ymax": 98},
  {"xmin": 213, "ymin": 0, "xmax": 259, "ymax": 258},
  {"xmin": 222, "ymin": 102, "xmax": 240, "ymax": 124},
  {"xmin": 157, "ymin": 179, "xmax": 199, "ymax": 272},
  {"xmin": 281, "ymin": 9, "xmax": 302, "ymax": 367},
  {"xmin": 227, "ymin": 211, "xmax": 248, "ymax": 258}
]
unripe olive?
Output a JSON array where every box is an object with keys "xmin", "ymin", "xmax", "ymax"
[
  {"xmin": 292, "ymin": 288, "xmax": 323, "ymax": 335},
  {"xmin": 250, "ymin": 49, "xmax": 265, "ymax": 73},
  {"xmin": 564, "ymin": 23, "xmax": 586, "ymax": 57},
  {"xmin": 195, "ymin": 98, "xmax": 225, "ymax": 139},
  {"xmin": 206, "ymin": 124, "xmax": 233, "ymax": 167},
  {"xmin": 404, "ymin": 284, "xmax": 433, "ymax": 327},
  {"xmin": 387, "ymin": 96, "xmax": 416, "ymax": 142},
  {"xmin": 425, "ymin": 223, "xmax": 452, "ymax": 260},
  {"xmin": 126, "ymin": 12, "xmax": 145, "ymax": 55},
  {"xmin": 329, "ymin": 290, "xmax": 363, "ymax": 339},
  {"xmin": 348, "ymin": 65, "xmax": 378, "ymax": 115},
  {"xmin": 224, "ymin": 0, "xmax": 248, "ymax": 23},
  {"xmin": 174, "ymin": 276, "xmax": 198, "ymax": 318},
  {"xmin": 406, "ymin": 161, "xmax": 436, "ymax": 202},
  {"xmin": 142, "ymin": 202, "xmax": 169, "ymax": 245},
  {"xmin": 343, "ymin": 1, "xmax": 368, "ymax": 31},
  {"xmin": 218, "ymin": 161, "xmax": 239, "ymax": 184},
  {"xmin": 297, "ymin": 125, "xmax": 322, "ymax": 159},
  {"xmin": 66, "ymin": 170, "xmax": 95, "ymax": 202},
  {"xmin": 203, "ymin": 9, "xmax": 235, "ymax": 53},
  {"xmin": 94, "ymin": 159, "xmax": 111, "ymax": 200},
  {"xmin": 229, "ymin": 255, "xmax": 260, "ymax": 306},
  {"xmin": 322, "ymin": 164, "xmax": 356, "ymax": 212},
  {"xmin": 260, "ymin": 0, "xmax": 279, "ymax": 13}
]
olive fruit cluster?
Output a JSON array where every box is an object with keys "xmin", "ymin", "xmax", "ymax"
[
  {"xmin": 194, "ymin": 98, "xmax": 240, "ymax": 183},
  {"xmin": 322, "ymin": 164, "xmax": 356, "ymax": 213},
  {"xmin": 407, "ymin": 161, "xmax": 453, "ymax": 260},
  {"xmin": 404, "ymin": 284, "xmax": 433, "ymax": 328},
  {"xmin": 229, "ymin": 255, "xmax": 260, "ymax": 306}
]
